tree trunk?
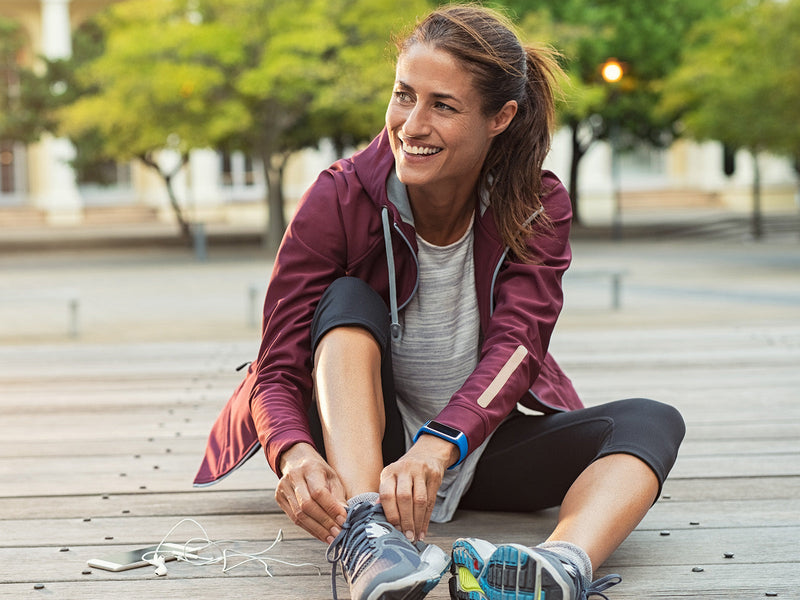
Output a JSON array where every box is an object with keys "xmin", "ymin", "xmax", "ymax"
[
  {"xmin": 260, "ymin": 149, "xmax": 288, "ymax": 256},
  {"xmin": 568, "ymin": 121, "xmax": 590, "ymax": 225},
  {"xmin": 139, "ymin": 152, "xmax": 192, "ymax": 244},
  {"xmin": 751, "ymin": 150, "xmax": 763, "ymax": 240},
  {"xmin": 794, "ymin": 156, "xmax": 800, "ymax": 241}
]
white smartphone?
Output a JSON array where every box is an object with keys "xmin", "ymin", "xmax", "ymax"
[{"xmin": 87, "ymin": 542, "xmax": 202, "ymax": 572}]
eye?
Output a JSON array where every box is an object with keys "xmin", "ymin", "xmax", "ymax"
[
  {"xmin": 393, "ymin": 90, "xmax": 413, "ymax": 103},
  {"xmin": 435, "ymin": 101, "xmax": 456, "ymax": 112}
]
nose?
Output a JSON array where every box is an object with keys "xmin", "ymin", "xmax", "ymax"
[{"xmin": 402, "ymin": 103, "xmax": 430, "ymax": 138}]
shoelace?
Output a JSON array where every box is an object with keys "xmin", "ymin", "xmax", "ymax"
[
  {"xmin": 582, "ymin": 573, "xmax": 623, "ymax": 599},
  {"xmin": 326, "ymin": 502, "xmax": 382, "ymax": 600}
]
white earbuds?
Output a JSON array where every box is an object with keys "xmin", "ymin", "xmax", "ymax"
[
  {"xmin": 140, "ymin": 518, "xmax": 319, "ymax": 578},
  {"xmin": 150, "ymin": 555, "xmax": 168, "ymax": 577}
]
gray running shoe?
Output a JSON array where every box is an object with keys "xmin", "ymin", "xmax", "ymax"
[
  {"xmin": 327, "ymin": 500, "xmax": 450, "ymax": 600},
  {"xmin": 450, "ymin": 537, "xmax": 621, "ymax": 600}
]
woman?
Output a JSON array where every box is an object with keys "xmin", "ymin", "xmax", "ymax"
[{"xmin": 195, "ymin": 5, "xmax": 685, "ymax": 600}]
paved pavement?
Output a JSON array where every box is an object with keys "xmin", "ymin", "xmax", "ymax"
[{"xmin": 1, "ymin": 222, "xmax": 799, "ymax": 345}]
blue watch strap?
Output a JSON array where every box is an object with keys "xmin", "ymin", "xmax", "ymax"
[{"xmin": 413, "ymin": 420, "xmax": 468, "ymax": 469}]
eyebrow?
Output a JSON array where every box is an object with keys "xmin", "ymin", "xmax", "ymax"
[{"xmin": 395, "ymin": 80, "xmax": 460, "ymax": 103}]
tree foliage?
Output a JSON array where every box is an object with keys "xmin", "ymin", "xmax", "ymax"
[
  {"xmin": 57, "ymin": 0, "xmax": 428, "ymax": 250},
  {"xmin": 660, "ymin": 0, "xmax": 800, "ymax": 237},
  {"xmin": 499, "ymin": 0, "xmax": 724, "ymax": 221},
  {"xmin": 0, "ymin": 17, "xmax": 55, "ymax": 144},
  {"xmin": 213, "ymin": 0, "xmax": 428, "ymax": 250},
  {"xmin": 662, "ymin": 0, "xmax": 800, "ymax": 159}
]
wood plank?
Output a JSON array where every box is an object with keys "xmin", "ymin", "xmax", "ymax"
[
  {"xmin": 0, "ymin": 514, "xmax": 303, "ymax": 548},
  {"xmin": 3, "ymin": 434, "xmax": 797, "ymax": 461},
  {"xmin": 0, "ymin": 437, "xmax": 206, "ymax": 459},
  {"xmin": 4, "ymin": 440, "xmax": 798, "ymax": 496},
  {"xmin": 661, "ymin": 476, "xmax": 800, "ymax": 501},
  {"xmin": 0, "ymin": 454, "xmax": 275, "ymax": 497},
  {"xmin": 597, "ymin": 564, "xmax": 798, "ymax": 599},
  {"xmin": 1, "ymin": 537, "xmax": 797, "ymax": 599},
  {"xmin": 0, "ymin": 490, "xmax": 279, "ymax": 520},
  {"xmin": 3, "ymin": 562, "xmax": 794, "ymax": 600},
  {"xmin": 669, "ymin": 453, "xmax": 800, "ymax": 479},
  {"xmin": 3, "ymin": 523, "xmax": 800, "ymax": 581},
  {"xmin": 4, "ymin": 508, "xmax": 798, "ymax": 565},
  {"xmin": 2, "ymin": 490, "xmax": 798, "ymax": 530},
  {"xmin": 637, "ymin": 498, "xmax": 800, "ymax": 529}
]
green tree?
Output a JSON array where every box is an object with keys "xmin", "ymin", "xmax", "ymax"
[
  {"xmin": 661, "ymin": 0, "xmax": 800, "ymax": 238},
  {"xmin": 58, "ymin": 0, "xmax": 247, "ymax": 241},
  {"xmin": 57, "ymin": 0, "xmax": 427, "ymax": 251},
  {"xmin": 501, "ymin": 0, "xmax": 723, "ymax": 222},
  {"xmin": 1, "ymin": 15, "xmax": 114, "ymax": 185},
  {"xmin": 214, "ymin": 0, "xmax": 427, "ymax": 251},
  {"xmin": 0, "ymin": 17, "xmax": 53, "ymax": 144}
]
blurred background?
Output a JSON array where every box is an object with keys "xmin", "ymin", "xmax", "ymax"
[{"xmin": 0, "ymin": 0, "xmax": 799, "ymax": 344}]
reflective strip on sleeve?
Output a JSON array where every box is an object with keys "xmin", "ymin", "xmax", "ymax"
[{"xmin": 476, "ymin": 345, "xmax": 528, "ymax": 408}]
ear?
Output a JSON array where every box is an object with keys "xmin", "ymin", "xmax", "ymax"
[{"xmin": 488, "ymin": 100, "xmax": 518, "ymax": 138}]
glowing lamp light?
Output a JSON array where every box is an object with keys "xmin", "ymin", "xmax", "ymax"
[{"xmin": 601, "ymin": 59, "xmax": 623, "ymax": 83}]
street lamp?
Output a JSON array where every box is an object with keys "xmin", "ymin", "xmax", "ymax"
[
  {"xmin": 602, "ymin": 58, "xmax": 624, "ymax": 240},
  {"xmin": 601, "ymin": 59, "xmax": 623, "ymax": 84}
]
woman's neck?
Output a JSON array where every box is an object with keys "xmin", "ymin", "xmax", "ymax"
[
  {"xmin": 406, "ymin": 179, "xmax": 479, "ymax": 246},
  {"xmin": 408, "ymin": 186, "xmax": 476, "ymax": 246}
]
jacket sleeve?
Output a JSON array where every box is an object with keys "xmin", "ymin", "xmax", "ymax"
[
  {"xmin": 249, "ymin": 171, "xmax": 350, "ymax": 476},
  {"xmin": 433, "ymin": 174, "xmax": 573, "ymax": 455}
]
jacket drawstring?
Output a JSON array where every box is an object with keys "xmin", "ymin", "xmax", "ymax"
[{"xmin": 381, "ymin": 206, "xmax": 402, "ymax": 342}]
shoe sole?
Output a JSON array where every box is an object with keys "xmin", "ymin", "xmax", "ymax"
[
  {"xmin": 450, "ymin": 542, "xmax": 572, "ymax": 600},
  {"xmin": 451, "ymin": 539, "xmax": 493, "ymax": 600},
  {"xmin": 367, "ymin": 544, "xmax": 452, "ymax": 600}
]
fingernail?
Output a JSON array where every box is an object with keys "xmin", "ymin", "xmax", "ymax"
[
  {"xmin": 405, "ymin": 530, "xmax": 414, "ymax": 541},
  {"xmin": 331, "ymin": 526, "xmax": 341, "ymax": 537},
  {"xmin": 336, "ymin": 515, "xmax": 346, "ymax": 526},
  {"xmin": 419, "ymin": 531, "xmax": 426, "ymax": 541},
  {"xmin": 326, "ymin": 535, "xmax": 334, "ymax": 544}
]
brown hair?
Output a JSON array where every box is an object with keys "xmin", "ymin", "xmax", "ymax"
[{"xmin": 397, "ymin": 4, "xmax": 563, "ymax": 261}]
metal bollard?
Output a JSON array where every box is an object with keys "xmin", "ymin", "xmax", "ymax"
[
  {"xmin": 192, "ymin": 223, "xmax": 207, "ymax": 262},
  {"xmin": 68, "ymin": 297, "xmax": 80, "ymax": 338}
]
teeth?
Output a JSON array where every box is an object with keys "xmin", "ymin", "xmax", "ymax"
[{"xmin": 403, "ymin": 142, "xmax": 441, "ymax": 156}]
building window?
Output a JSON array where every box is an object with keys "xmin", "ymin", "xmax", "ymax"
[
  {"xmin": 220, "ymin": 151, "xmax": 256, "ymax": 188},
  {"xmin": 0, "ymin": 141, "xmax": 15, "ymax": 194},
  {"xmin": 0, "ymin": 140, "xmax": 26, "ymax": 202},
  {"xmin": 76, "ymin": 158, "xmax": 131, "ymax": 188}
]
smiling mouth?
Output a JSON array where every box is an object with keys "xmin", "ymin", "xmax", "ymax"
[{"xmin": 401, "ymin": 139, "xmax": 442, "ymax": 156}]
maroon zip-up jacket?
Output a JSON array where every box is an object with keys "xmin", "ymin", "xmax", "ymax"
[{"xmin": 194, "ymin": 130, "xmax": 582, "ymax": 486}]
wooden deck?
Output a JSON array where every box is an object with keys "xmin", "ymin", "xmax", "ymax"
[
  {"xmin": 2, "ymin": 236, "xmax": 800, "ymax": 599},
  {"xmin": 2, "ymin": 320, "xmax": 799, "ymax": 599}
]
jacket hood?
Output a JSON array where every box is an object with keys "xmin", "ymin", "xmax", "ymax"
[{"xmin": 348, "ymin": 128, "xmax": 397, "ymax": 210}]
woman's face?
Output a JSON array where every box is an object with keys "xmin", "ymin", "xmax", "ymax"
[{"xmin": 386, "ymin": 43, "xmax": 516, "ymax": 199}]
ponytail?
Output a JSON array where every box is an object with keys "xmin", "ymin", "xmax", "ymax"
[{"xmin": 483, "ymin": 45, "xmax": 562, "ymax": 262}]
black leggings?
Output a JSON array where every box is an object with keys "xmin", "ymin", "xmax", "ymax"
[{"xmin": 309, "ymin": 277, "xmax": 685, "ymax": 511}]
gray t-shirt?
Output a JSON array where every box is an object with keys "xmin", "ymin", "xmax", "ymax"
[{"xmin": 390, "ymin": 206, "xmax": 492, "ymax": 523}]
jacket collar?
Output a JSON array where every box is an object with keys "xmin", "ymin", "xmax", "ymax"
[
  {"xmin": 386, "ymin": 168, "xmax": 415, "ymax": 226},
  {"xmin": 350, "ymin": 128, "xmax": 503, "ymax": 246}
]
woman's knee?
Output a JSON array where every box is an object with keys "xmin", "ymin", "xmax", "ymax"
[
  {"xmin": 635, "ymin": 398, "xmax": 685, "ymax": 438},
  {"xmin": 611, "ymin": 397, "xmax": 686, "ymax": 456},
  {"xmin": 311, "ymin": 277, "xmax": 390, "ymax": 356}
]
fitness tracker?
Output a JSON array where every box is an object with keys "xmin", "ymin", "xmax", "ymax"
[{"xmin": 413, "ymin": 420, "xmax": 468, "ymax": 469}]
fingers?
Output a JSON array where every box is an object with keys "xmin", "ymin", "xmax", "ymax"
[
  {"xmin": 379, "ymin": 460, "xmax": 441, "ymax": 542},
  {"xmin": 277, "ymin": 474, "xmax": 346, "ymax": 543},
  {"xmin": 276, "ymin": 448, "xmax": 347, "ymax": 544}
]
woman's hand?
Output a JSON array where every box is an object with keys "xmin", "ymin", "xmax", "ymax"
[
  {"xmin": 379, "ymin": 435, "xmax": 458, "ymax": 542},
  {"xmin": 275, "ymin": 442, "xmax": 347, "ymax": 544}
]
